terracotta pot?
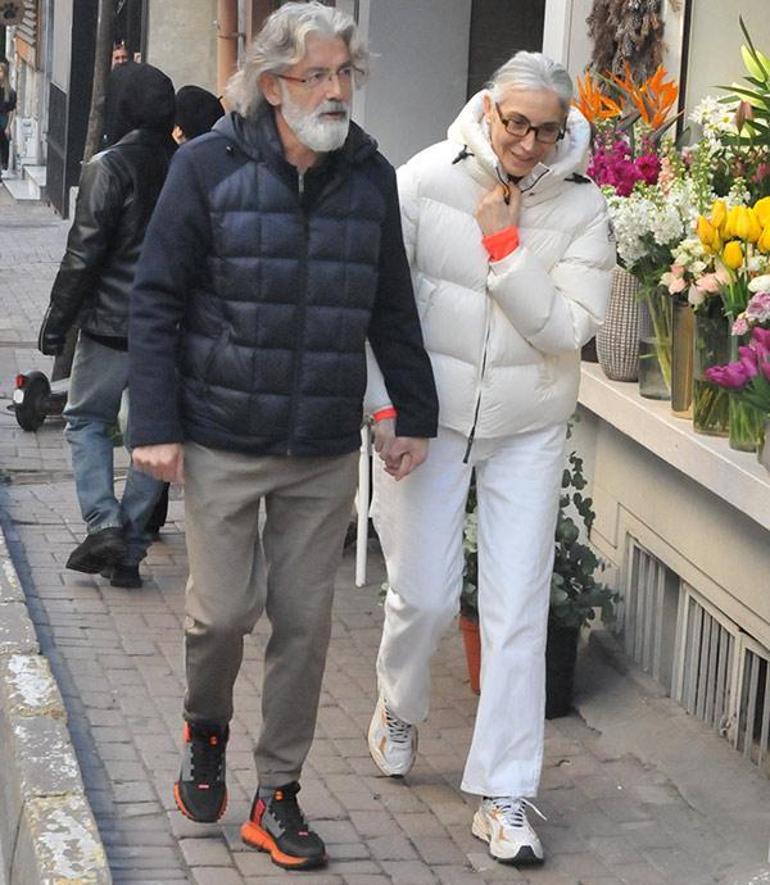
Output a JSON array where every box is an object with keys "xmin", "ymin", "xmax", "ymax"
[{"xmin": 458, "ymin": 614, "xmax": 481, "ymax": 695}]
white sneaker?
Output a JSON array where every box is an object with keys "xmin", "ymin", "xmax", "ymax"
[
  {"xmin": 367, "ymin": 695, "xmax": 417, "ymax": 777},
  {"xmin": 471, "ymin": 796, "xmax": 546, "ymax": 865}
]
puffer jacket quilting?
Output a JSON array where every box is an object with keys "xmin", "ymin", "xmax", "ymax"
[
  {"xmin": 129, "ymin": 108, "xmax": 438, "ymax": 455},
  {"xmin": 367, "ymin": 93, "xmax": 615, "ymax": 441}
]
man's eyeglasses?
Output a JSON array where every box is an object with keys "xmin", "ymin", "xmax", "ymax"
[
  {"xmin": 277, "ymin": 64, "xmax": 362, "ymax": 90},
  {"xmin": 495, "ymin": 104, "xmax": 565, "ymax": 145}
]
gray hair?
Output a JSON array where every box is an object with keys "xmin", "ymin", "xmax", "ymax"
[
  {"xmin": 488, "ymin": 51, "xmax": 573, "ymax": 113},
  {"xmin": 225, "ymin": 1, "xmax": 369, "ymax": 119}
]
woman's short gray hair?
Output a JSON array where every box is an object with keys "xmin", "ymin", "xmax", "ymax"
[
  {"xmin": 488, "ymin": 51, "xmax": 573, "ymax": 113},
  {"xmin": 225, "ymin": 1, "xmax": 369, "ymax": 119}
]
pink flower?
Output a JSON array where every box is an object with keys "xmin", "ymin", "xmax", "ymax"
[
  {"xmin": 733, "ymin": 316, "xmax": 750, "ymax": 336},
  {"xmin": 697, "ymin": 273, "xmax": 722, "ymax": 294},
  {"xmin": 738, "ymin": 345, "xmax": 759, "ymax": 379},
  {"xmin": 705, "ymin": 362, "xmax": 752, "ymax": 389},
  {"xmin": 634, "ymin": 153, "xmax": 661, "ymax": 185}
]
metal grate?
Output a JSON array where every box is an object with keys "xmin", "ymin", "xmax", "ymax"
[
  {"xmin": 673, "ymin": 587, "xmax": 739, "ymax": 737},
  {"xmin": 735, "ymin": 637, "xmax": 770, "ymax": 776},
  {"xmin": 621, "ymin": 539, "xmax": 678, "ymax": 690}
]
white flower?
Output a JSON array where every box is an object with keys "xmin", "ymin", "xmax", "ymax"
[{"xmin": 749, "ymin": 274, "xmax": 770, "ymax": 293}]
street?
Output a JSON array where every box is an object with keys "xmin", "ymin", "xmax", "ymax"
[{"xmin": 1, "ymin": 190, "xmax": 770, "ymax": 884}]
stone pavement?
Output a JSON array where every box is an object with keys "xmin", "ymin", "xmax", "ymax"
[{"xmin": 2, "ymin": 191, "xmax": 770, "ymax": 885}]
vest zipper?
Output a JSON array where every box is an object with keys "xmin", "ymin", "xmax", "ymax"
[{"xmin": 287, "ymin": 174, "xmax": 308, "ymax": 455}]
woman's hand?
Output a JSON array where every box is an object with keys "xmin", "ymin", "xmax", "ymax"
[{"xmin": 475, "ymin": 182, "xmax": 521, "ymax": 235}]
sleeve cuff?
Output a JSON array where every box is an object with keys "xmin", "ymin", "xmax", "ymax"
[{"xmin": 482, "ymin": 226, "xmax": 520, "ymax": 262}]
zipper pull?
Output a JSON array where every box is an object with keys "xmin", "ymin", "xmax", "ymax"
[{"xmin": 298, "ymin": 171, "xmax": 304, "ymax": 196}]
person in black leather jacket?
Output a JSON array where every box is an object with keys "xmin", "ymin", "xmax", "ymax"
[{"xmin": 38, "ymin": 62, "xmax": 177, "ymax": 589}]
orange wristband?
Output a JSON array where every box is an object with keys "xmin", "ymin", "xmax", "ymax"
[
  {"xmin": 372, "ymin": 406, "xmax": 397, "ymax": 423},
  {"xmin": 482, "ymin": 225, "xmax": 520, "ymax": 262}
]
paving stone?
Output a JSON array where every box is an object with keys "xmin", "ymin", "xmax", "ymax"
[{"xmin": 179, "ymin": 836, "xmax": 232, "ymax": 866}]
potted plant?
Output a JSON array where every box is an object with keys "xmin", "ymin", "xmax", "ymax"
[{"xmin": 459, "ymin": 434, "xmax": 617, "ymax": 718}]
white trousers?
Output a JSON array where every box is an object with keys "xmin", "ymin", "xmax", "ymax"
[{"xmin": 372, "ymin": 423, "xmax": 567, "ymax": 798}]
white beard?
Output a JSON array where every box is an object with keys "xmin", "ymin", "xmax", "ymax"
[{"xmin": 279, "ymin": 86, "xmax": 350, "ymax": 153}]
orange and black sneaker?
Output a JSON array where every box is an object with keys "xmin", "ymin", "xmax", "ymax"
[
  {"xmin": 173, "ymin": 721, "xmax": 228, "ymax": 823},
  {"xmin": 241, "ymin": 782, "xmax": 327, "ymax": 870}
]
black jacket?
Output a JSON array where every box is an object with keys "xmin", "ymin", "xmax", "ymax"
[
  {"xmin": 39, "ymin": 63, "xmax": 175, "ymax": 353},
  {"xmin": 129, "ymin": 107, "xmax": 438, "ymax": 456}
]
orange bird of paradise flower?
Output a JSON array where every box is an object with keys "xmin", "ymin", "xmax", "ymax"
[
  {"xmin": 607, "ymin": 63, "xmax": 679, "ymax": 129},
  {"xmin": 574, "ymin": 71, "xmax": 623, "ymax": 124}
]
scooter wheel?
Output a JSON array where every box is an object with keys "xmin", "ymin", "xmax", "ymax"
[{"xmin": 14, "ymin": 372, "xmax": 51, "ymax": 432}]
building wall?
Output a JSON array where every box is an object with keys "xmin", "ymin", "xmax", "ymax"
[
  {"xmin": 358, "ymin": 0, "xmax": 472, "ymax": 168},
  {"xmin": 685, "ymin": 0, "xmax": 770, "ymax": 113},
  {"xmin": 145, "ymin": 0, "xmax": 218, "ymax": 93}
]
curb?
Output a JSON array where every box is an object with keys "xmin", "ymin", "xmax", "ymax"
[{"xmin": 0, "ymin": 527, "xmax": 112, "ymax": 884}]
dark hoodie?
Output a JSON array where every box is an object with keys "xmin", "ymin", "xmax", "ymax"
[
  {"xmin": 40, "ymin": 63, "xmax": 177, "ymax": 350},
  {"xmin": 105, "ymin": 61, "xmax": 176, "ymax": 146}
]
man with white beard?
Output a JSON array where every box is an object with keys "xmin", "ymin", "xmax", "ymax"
[{"xmin": 127, "ymin": 1, "xmax": 437, "ymax": 872}]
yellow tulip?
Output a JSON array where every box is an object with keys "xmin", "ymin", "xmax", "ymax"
[
  {"xmin": 724, "ymin": 206, "xmax": 741, "ymax": 239},
  {"xmin": 697, "ymin": 216, "xmax": 715, "ymax": 248},
  {"xmin": 733, "ymin": 206, "xmax": 753, "ymax": 241},
  {"xmin": 746, "ymin": 208, "xmax": 763, "ymax": 243},
  {"xmin": 723, "ymin": 240, "xmax": 744, "ymax": 270},
  {"xmin": 710, "ymin": 199, "xmax": 727, "ymax": 233},
  {"xmin": 758, "ymin": 224, "xmax": 770, "ymax": 253},
  {"xmin": 754, "ymin": 196, "xmax": 770, "ymax": 227},
  {"xmin": 711, "ymin": 229, "xmax": 723, "ymax": 253}
]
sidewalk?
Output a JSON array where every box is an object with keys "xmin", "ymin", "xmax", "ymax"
[{"xmin": 2, "ymin": 192, "xmax": 770, "ymax": 885}]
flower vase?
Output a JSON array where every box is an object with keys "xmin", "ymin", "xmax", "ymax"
[
  {"xmin": 597, "ymin": 266, "xmax": 643, "ymax": 381},
  {"xmin": 758, "ymin": 419, "xmax": 770, "ymax": 474},
  {"xmin": 670, "ymin": 301, "xmax": 694, "ymax": 417},
  {"xmin": 638, "ymin": 294, "xmax": 671, "ymax": 400},
  {"xmin": 692, "ymin": 307, "xmax": 730, "ymax": 437},
  {"xmin": 728, "ymin": 338, "xmax": 765, "ymax": 452}
]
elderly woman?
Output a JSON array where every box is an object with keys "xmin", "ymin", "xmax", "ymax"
[{"xmin": 366, "ymin": 51, "xmax": 614, "ymax": 865}]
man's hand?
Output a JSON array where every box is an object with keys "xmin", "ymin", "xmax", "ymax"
[
  {"xmin": 475, "ymin": 181, "xmax": 522, "ymax": 235},
  {"xmin": 37, "ymin": 310, "xmax": 67, "ymax": 356},
  {"xmin": 132, "ymin": 443, "xmax": 184, "ymax": 484}
]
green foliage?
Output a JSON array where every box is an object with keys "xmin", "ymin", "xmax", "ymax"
[{"xmin": 461, "ymin": 439, "xmax": 617, "ymax": 630}]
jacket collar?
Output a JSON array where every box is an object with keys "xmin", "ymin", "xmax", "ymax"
[
  {"xmin": 446, "ymin": 91, "xmax": 591, "ymax": 200},
  {"xmin": 213, "ymin": 106, "xmax": 378, "ymax": 169},
  {"xmin": 113, "ymin": 128, "xmax": 176, "ymax": 150}
]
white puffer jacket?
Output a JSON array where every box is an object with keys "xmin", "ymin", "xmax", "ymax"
[{"xmin": 368, "ymin": 92, "xmax": 615, "ymax": 443}]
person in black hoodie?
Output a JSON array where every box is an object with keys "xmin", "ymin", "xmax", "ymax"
[
  {"xmin": 128, "ymin": 1, "xmax": 437, "ymax": 872},
  {"xmin": 38, "ymin": 62, "xmax": 177, "ymax": 589}
]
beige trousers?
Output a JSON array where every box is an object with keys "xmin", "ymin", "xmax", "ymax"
[{"xmin": 182, "ymin": 442, "xmax": 358, "ymax": 786}]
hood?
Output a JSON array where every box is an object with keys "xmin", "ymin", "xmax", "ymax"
[
  {"xmin": 446, "ymin": 90, "xmax": 591, "ymax": 193},
  {"xmin": 106, "ymin": 62, "xmax": 175, "ymax": 144},
  {"xmin": 212, "ymin": 104, "xmax": 378, "ymax": 167}
]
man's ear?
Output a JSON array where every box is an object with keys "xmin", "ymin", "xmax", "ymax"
[
  {"xmin": 172, "ymin": 125, "xmax": 186, "ymax": 145},
  {"xmin": 260, "ymin": 73, "xmax": 281, "ymax": 108}
]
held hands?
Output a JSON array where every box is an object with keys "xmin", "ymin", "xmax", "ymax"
[
  {"xmin": 132, "ymin": 443, "xmax": 184, "ymax": 485},
  {"xmin": 474, "ymin": 181, "xmax": 521, "ymax": 236},
  {"xmin": 372, "ymin": 417, "xmax": 429, "ymax": 481}
]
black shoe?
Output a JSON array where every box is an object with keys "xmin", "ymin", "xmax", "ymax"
[
  {"xmin": 66, "ymin": 527, "xmax": 127, "ymax": 574},
  {"xmin": 241, "ymin": 782, "xmax": 327, "ymax": 870},
  {"xmin": 100, "ymin": 563, "xmax": 142, "ymax": 589},
  {"xmin": 173, "ymin": 721, "xmax": 228, "ymax": 823}
]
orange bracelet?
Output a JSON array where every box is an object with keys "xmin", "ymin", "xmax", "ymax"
[{"xmin": 372, "ymin": 406, "xmax": 397, "ymax": 423}]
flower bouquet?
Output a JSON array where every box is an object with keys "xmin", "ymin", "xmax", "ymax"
[{"xmin": 704, "ymin": 322, "xmax": 770, "ymax": 457}]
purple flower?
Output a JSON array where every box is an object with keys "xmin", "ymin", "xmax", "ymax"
[
  {"xmin": 705, "ymin": 362, "xmax": 752, "ymax": 389},
  {"xmin": 634, "ymin": 154, "xmax": 661, "ymax": 185},
  {"xmin": 738, "ymin": 345, "xmax": 759, "ymax": 379}
]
